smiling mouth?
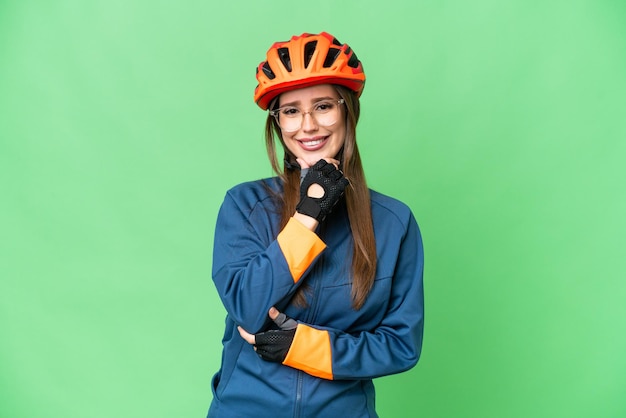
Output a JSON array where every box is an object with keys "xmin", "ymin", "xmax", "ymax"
[{"xmin": 299, "ymin": 138, "xmax": 326, "ymax": 146}]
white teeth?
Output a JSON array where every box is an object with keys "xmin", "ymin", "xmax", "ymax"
[{"xmin": 301, "ymin": 139, "xmax": 323, "ymax": 146}]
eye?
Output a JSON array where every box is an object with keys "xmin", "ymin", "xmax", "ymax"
[
  {"xmin": 314, "ymin": 101, "xmax": 335, "ymax": 112},
  {"xmin": 280, "ymin": 106, "xmax": 300, "ymax": 117}
]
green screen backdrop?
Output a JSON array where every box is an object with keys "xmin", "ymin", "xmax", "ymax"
[{"xmin": 1, "ymin": 1, "xmax": 625, "ymax": 417}]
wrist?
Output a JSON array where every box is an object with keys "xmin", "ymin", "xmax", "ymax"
[{"xmin": 293, "ymin": 212, "xmax": 319, "ymax": 231}]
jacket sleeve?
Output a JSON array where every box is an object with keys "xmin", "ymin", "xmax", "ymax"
[
  {"xmin": 282, "ymin": 213, "xmax": 424, "ymax": 380},
  {"xmin": 212, "ymin": 190, "xmax": 326, "ymax": 333}
]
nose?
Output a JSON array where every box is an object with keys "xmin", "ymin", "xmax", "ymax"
[{"xmin": 300, "ymin": 111, "xmax": 318, "ymax": 131}]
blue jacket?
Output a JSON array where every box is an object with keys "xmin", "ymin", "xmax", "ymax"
[{"xmin": 208, "ymin": 178, "xmax": 424, "ymax": 418}]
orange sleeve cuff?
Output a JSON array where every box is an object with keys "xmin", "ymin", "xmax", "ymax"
[
  {"xmin": 277, "ymin": 217, "xmax": 326, "ymax": 283},
  {"xmin": 283, "ymin": 324, "xmax": 333, "ymax": 380}
]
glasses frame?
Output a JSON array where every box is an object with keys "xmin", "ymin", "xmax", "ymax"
[{"xmin": 269, "ymin": 98, "xmax": 345, "ymax": 132}]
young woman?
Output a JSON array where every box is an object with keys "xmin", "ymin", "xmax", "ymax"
[{"xmin": 207, "ymin": 32, "xmax": 424, "ymax": 418}]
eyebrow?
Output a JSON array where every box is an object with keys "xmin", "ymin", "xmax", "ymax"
[{"xmin": 279, "ymin": 96, "xmax": 339, "ymax": 107}]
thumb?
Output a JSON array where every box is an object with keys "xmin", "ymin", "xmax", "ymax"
[
  {"xmin": 270, "ymin": 308, "xmax": 298, "ymax": 330},
  {"xmin": 268, "ymin": 307, "xmax": 279, "ymax": 319}
]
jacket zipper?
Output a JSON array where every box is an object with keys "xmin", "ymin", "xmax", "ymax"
[
  {"xmin": 294, "ymin": 371, "xmax": 303, "ymax": 418},
  {"xmin": 295, "ymin": 250, "xmax": 325, "ymax": 417}
]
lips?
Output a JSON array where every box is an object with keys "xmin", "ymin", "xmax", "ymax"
[{"xmin": 297, "ymin": 136, "xmax": 328, "ymax": 151}]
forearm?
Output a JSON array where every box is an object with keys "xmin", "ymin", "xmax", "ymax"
[{"xmin": 214, "ymin": 216, "xmax": 326, "ymax": 333}]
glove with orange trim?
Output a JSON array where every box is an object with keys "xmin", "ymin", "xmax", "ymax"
[
  {"xmin": 254, "ymin": 313, "xmax": 298, "ymax": 363},
  {"xmin": 296, "ymin": 159, "xmax": 349, "ymax": 222}
]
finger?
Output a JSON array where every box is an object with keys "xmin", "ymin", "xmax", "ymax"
[
  {"xmin": 272, "ymin": 312, "xmax": 299, "ymax": 330},
  {"xmin": 237, "ymin": 326, "xmax": 256, "ymax": 345},
  {"xmin": 268, "ymin": 307, "xmax": 279, "ymax": 320},
  {"xmin": 307, "ymin": 158, "xmax": 338, "ymax": 169},
  {"xmin": 324, "ymin": 158, "xmax": 340, "ymax": 169},
  {"xmin": 296, "ymin": 158, "xmax": 310, "ymax": 169},
  {"xmin": 329, "ymin": 169, "xmax": 343, "ymax": 181}
]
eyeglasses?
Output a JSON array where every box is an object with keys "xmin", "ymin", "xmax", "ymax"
[{"xmin": 270, "ymin": 99, "xmax": 345, "ymax": 132}]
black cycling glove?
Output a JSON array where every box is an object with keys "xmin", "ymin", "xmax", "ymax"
[
  {"xmin": 296, "ymin": 159, "xmax": 349, "ymax": 222},
  {"xmin": 254, "ymin": 313, "xmax": 298, "ymax": 363}
]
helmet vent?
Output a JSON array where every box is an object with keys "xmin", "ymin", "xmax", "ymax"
[
  {"xmin": 347, "ymin": 51, "xmax": 360, "ymax": 69},
  {"xmin": 262, "ymin": 62, "xmax": 276, "ymax": 80},
  {"xmin": 277, "ymin": 47, "xmax": 292, "ymax": 72},
  {"xmin": 254, "ymin": 32, "xmax": 366, "ymax": 109},
  {"xmin": 303, "ymin": 41, "xmax": 317, "ymax": 68},
  {"xmin": 323, "ymin": 47, "xmax": 341, "ymax": 68}
]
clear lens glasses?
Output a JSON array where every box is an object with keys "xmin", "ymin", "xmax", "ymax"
[{"xmin": 270, "ymin": 99, "xmax": 345, "ymax": 132}]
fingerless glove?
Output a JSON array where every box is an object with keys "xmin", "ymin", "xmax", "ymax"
[
  {"xmin": 254, "ymin": 313, "xmax": 299, "ymax": 363},
  {"xmin": 296, "ymin": 159, "xmax": 349, "ymax": 222}
]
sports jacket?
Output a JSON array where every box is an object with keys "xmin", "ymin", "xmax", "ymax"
[{"xmin": 207, "ymin": 178, "xmax": 424, "ymax": 418}]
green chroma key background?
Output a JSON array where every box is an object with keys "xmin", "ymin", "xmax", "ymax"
[{"xmin": 1, "ymin": 1, "xmax": 625, "ymax": 417}]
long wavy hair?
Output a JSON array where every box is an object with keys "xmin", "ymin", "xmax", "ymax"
[{"xmin": 264, "ymin": 85, "xmax": 376, "ymax": 310}]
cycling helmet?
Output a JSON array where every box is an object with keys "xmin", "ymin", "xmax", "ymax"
[{"xmin": 254, "ymin": 32, "xmax": 366, "ymax": 110}]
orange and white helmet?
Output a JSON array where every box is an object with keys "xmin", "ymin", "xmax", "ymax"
[{"xmin": 254, "ymin": 32, "xmax": 366, "ymax": 110}]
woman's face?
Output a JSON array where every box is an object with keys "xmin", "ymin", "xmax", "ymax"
[{"xmin": 277, "ymin": 84, "xmax": 346, "ymax": 167}]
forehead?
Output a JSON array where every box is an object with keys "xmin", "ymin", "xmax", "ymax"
[{"xmin": 279, "ymin": 84, "xmax": 337, "ymax": 105}]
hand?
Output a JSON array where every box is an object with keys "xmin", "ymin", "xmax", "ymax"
[
  {"xmin": 238, "ymin": 307, "xmax": 298, "ymax": 363},
  {"xmin": 296, "ymin": 157, "xmax": 340, "ymax": 185},
  {"xmin": 296, "ymin": 159, "xmax": 349, "ymax": 222},
  {"xmin": 295, "ymin": 157, "xmax": 340, "ymax": 170}
]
